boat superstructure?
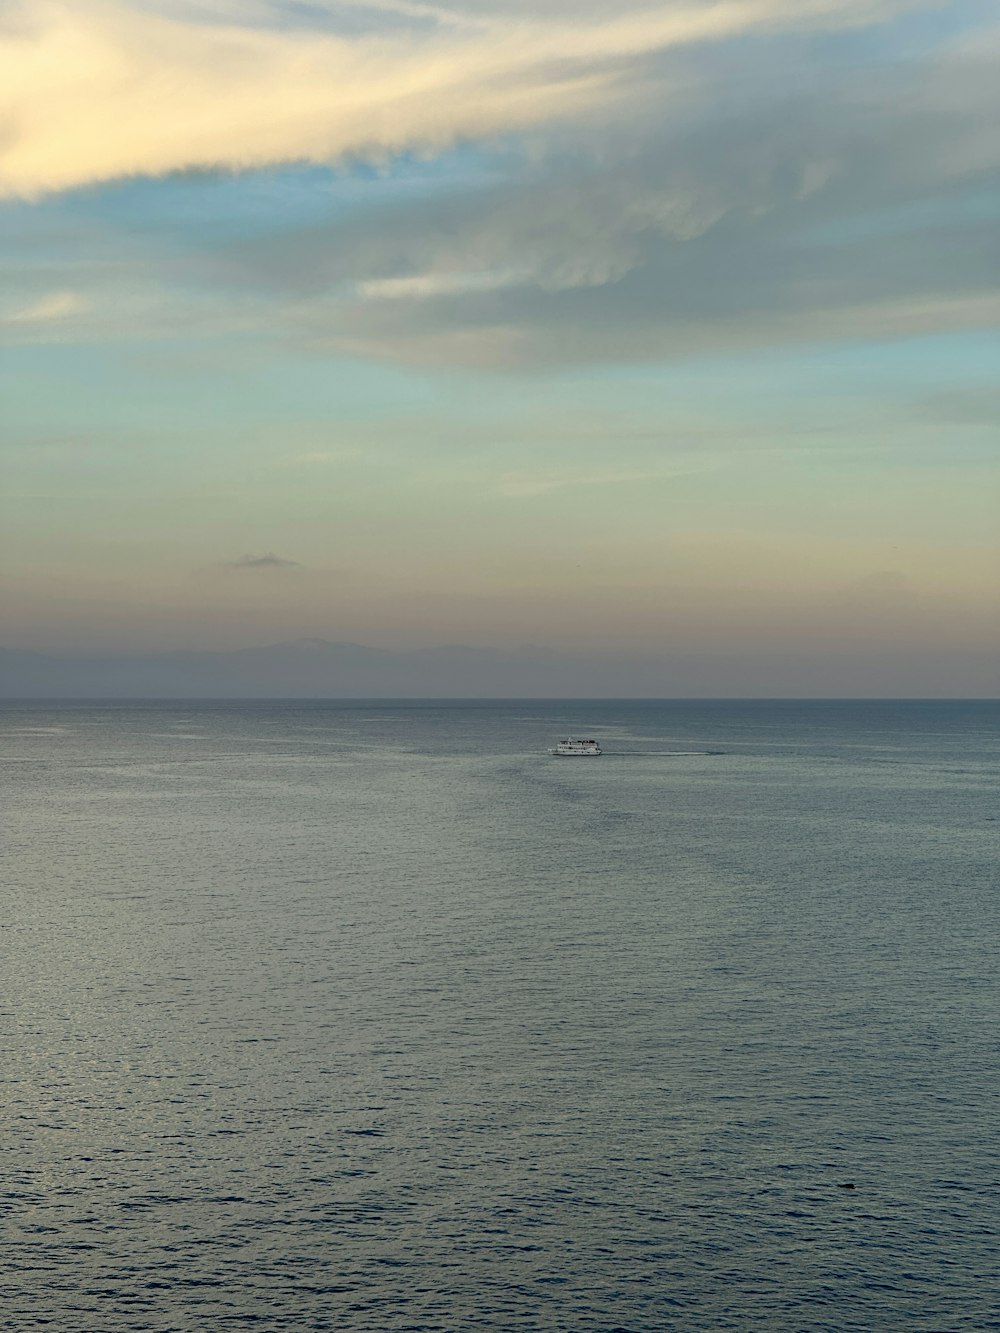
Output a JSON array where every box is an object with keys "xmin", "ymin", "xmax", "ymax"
[{"xmin": 550, "ymin": 737, "xmax": 602, "ymax": 756}]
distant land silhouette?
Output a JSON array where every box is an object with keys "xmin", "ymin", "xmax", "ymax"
[
  {"xmin": 1, "ymin": 638, "xmax": 995, "ymax": 698},
  {"xmin": 0, "ymin": 638, "xmax": 634, "ymax": 699}
]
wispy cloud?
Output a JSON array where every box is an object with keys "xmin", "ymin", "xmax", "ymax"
[
  {"xmin": 2, "ymin": 289, "xmax": 88, "ymax": 324},
  {"xmin": 1, "ymin": 0, "xmax": 923, "ymax": 198},
  {"xmin": 359, "ymin": 269, "xmax": 526, "ymax": 300},
  {"xmin": 179, "ymin": 10, "xmax": 997, "ymax": 370},
  {"xmin": 499, "ymin": 468, "xmax": 680, "ymax": 498},
  {"xmin": 224, "ymin": 552, "xmax": 302, "ymax": 569}
]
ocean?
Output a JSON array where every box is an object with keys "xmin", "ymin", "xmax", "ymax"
[{"xmin": 3, "ymin": 699, "xmax": 998, "ymax": 1330}]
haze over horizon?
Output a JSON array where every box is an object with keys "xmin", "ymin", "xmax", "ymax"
[{"xmin": 2, "ymin": 0, "xmax": 998, "ymax": 696}]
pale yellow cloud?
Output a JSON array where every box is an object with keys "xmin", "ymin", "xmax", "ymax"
[
  {"xmin": 359, "ymin": 269, "xmax": 525, "ymax": 299},
  {"xmin": 2, "ymin": 289, "xmax": 89, "ymax": 323},
  {"xmin": 0, "ymin": 0, "xmax": 917, "ymax": 197}
]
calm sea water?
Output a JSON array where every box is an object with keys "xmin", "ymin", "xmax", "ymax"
[{"xmin": 3, "ymin": 700, "xmax": 998, "ymax": 1331}]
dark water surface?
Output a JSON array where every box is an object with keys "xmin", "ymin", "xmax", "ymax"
[{"xmin": 3, "ymin": 700, "xmax": 999, "ymax": 1330}]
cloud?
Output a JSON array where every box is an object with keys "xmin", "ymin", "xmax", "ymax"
[
  {"xmin": 359, "ymin": 269, "xmax": 526, "ymax": 300},
  {"xmin": 2, "ymin": 288, "xmax": 88, "ymax": 323},
  {"xmin": 224, "ymin": 552, "xmax": 302, "ymax": 569},
  {"xmin": 164, "ymin": 9, "xmax": 995, "ymax": 370},
  {"xmin": 1, "ymin": 0, "xmax": 923, "ymax": 198},
  {"xmin": 498, "ymin": 467, "xmax": 696, "ymax": 498},
  {"xmin": 4, "ymin": 3, "xmax": 995, "ymax": 377}
]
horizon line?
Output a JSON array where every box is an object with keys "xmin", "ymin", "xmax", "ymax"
[{"xmin": 1, "ymin": 696, "xmax": 996, "ymax": 705}]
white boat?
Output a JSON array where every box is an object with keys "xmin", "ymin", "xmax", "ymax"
[{"xmin": 550, "ymin": 736, "xmax": 602, "ymax": 756}]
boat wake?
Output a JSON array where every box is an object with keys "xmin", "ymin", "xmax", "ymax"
[{"xmin": 602, "ymin": 749, "xmax": 726, "ymax": 756}]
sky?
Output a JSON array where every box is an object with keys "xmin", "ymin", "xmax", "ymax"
[{"xmin": 1, "ymin": 0, "xmax": 998, "ymax": 694}]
